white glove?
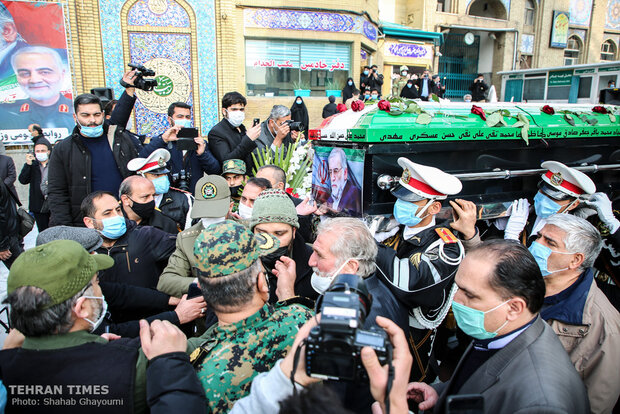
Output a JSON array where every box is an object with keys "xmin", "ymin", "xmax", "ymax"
[
  {"xmin": 374, "ymin": 226, "xmax": 400, "ymax": 243},
  {"xmin": 504, "ymin": 198, "xmax": 530, "ymax": 240},
  {"xmin": 585, "ymin": 192, "xmax": 620, "ymax": 234}
]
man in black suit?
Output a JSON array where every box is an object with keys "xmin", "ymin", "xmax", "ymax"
[
  {"xmin": 19, "ymin": 137, "xmax": 52, "ymax": 231},
  {"xmin": 207, "ymin": 91, "xmax": 261, "ymax": 174},
  {"xmin": 0, "ymin": 143, "xmax": 19, "ymax": 204},
  {"xmin": 408, "ymin": 239, "xmax": 589, "ymax": 413},
  {"xmin": 417, "ymin": 69, "xmax": 433, "ymax": 101}
]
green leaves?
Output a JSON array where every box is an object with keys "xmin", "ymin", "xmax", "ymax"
[
  {"xmin": 564, "ymin": 113, "xmax": 575, "ymax": 126},
  {"xmin": 609, "ymin": 113, "xmax": 617, "ymax": 123},
  {"xmin": 485, "ymin": 112, "xmax": 502, "ymax": 127},
  {"xmin": 416, "ymin": 113, "xmax": 433, "ymax": 124},
  {"xmin": 430, "ymin": 93, "xmax": 440, "ymax": 102},
  {"xmin": 516, "ymin": 113, "xmax": 530, "ymax": 146}
]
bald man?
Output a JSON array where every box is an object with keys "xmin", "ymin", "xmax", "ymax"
[{"xmin": 119, "ymin": 175, "xmax": 179, "ymax": 234}]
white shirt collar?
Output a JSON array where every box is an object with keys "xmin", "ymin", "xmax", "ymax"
[{"xmin": 403, "ymin": 217, "xmax": 436, "ymax": 240}]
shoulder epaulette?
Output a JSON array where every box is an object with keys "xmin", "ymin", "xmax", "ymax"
[{"xmin": 435, "ymin": 227, "xmax": 458, "ymax": 244}]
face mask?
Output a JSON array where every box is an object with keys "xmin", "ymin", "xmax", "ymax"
[
  {"xmin": 406, "ymin": 84, "xmax": 413, "ymax": 88},
  {"xmin": 78, "ymin": 120, "xmax": 104, "ymax": 138},
  {"xmin": 238, "ymin": 202, "xmax": 253, "ymax": 219},
  {"xmin": 201, "ymin": 217, "xmax": 225, "ymax": 229},
  {"xmin": 261, "ymin": 245, "xmax": 290, "ymax": 273},
  {"xmin": 129, "ymin": 198, "xmax": 155, "ymax": 219},
  {"xmin": 348, "ymin": 81, "xmax": 353, "ymax": 86},
  {"xmin": 528, "ymin": 241, "xmax": 572, "ymax": 276},
  {"xmin": 393, "ymin": 199, "xmax": 431, "ymax": 227},
  {"xmin": 401, "ymin": 71, "xmax": 407, "ymax": 76},
  {"xmin": 364, "ymin": 94, "xmax": 370, "ymax": 100},
  {"xmin": 152, "ymin": 176, "xmax": 170, "ymax": 195},
  {"xmin": 226, "ymin": 110, "xmax": 245, "ymax": 128},
  {"xmin": 534, "ymin": 192, "xmax": 562, "ymax": 219},
  {"xmin": 35, "ymin": 152, "xmax": 48, "ymax": 162},
  {"xmin": 83, "ymin": 294, "xmax": 108, "ymax": 332},
  {"xmin": 229, "ymin": 185, "xmax": 241, "ymax": 198},
  {"xmin": 311, "ymin": 257, "xmax": 359, "ymax": 294},
  {"xmin": 452, "ymin": 299, "xmax": 510, "ymax": 340},
  {"xmin": 296, "ymin": 100, "xmax": 302, "ymax": 105},
  {"xmin": 174, "ymin": 118, "xmax": 191, "ymax": 128},
  {"xmin": 363, "ymin": 70, "xmax": 369, "ymax": 76},
  {"xmin": 371, "ymin": 95, "xmax": 378, "ymax": 99},
  {"xmin": 97, "ymin": 215, "xmax": 127, "ymax": 240}
]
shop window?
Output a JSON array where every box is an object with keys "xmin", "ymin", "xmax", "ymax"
[
  {"xmin": 437, "ymin": 0, "xmax": 452, "ymax": 12},
  {"xmin": 564, "ymin": 36, "xmax": 581, "ymax": 66},
  {"xmin": 523, "ymin": 77, "xmax": 545, "ymax": 101},
  {"xmin": 245, "ymin": 39, "xmax": 351, "ymax": 97},
  {"xmin": 547, "ymin": 86, "xmax": 570, "ymax": 100},
  {"xmin": 524, "ymin": 0, "xmax": 535, "ymax": 26},
  {"xmin": 578, "ymin": 77, "xmax": 592, "ymax": 99},
  {"xmin": 601, "ymin": 40, "xmax": 617, "ymax": 61}
]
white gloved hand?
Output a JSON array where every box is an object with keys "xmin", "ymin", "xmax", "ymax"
[
  {"xmin": 504, "ymin": 198, "xmax": 530, "ymax": 240},
  {"xmin": 374, "ymin": 226, "xmax": 400, "ymax": 243},
  {"xmin": 585, "ymin": 192, "xmax": 620, "ymax": 234}
]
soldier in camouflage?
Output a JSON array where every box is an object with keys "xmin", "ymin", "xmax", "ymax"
[{"xmin": 186, "ymin": 220, "xmax": 313, "ymax": 413}]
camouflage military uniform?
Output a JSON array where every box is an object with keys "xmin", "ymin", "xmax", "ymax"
[{"xmin": 186, "ymin": 302, "xmax": 312, "ymax": 413}]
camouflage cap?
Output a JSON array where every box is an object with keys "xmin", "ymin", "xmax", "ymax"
[
  {"xmin": 222, "ymin": 159, "xmax": 246, "ymax": 175},
  {"xmin": 193, "ymin": 220, "xmax": 279, "ymax": 278}
]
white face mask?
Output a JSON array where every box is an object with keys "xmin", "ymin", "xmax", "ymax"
[
  {"xmin": 238, "ymin": 202, "xmax": 253, "ymax": 219},
  {"xmin": 226, "ymin": 110, "xmax": 245, "ymax": 128},
  {"xmin": 35, "ymin": 152, "xmax": 49, "ymax": 162},
  {"xmin": 201, "ymin": 217, "xmax": 225, "ymax": 229},
  {"xmin": 83, "ymin": 295, "xmax": 108, "ymax": 332},
  {"xmin": 311, "ymin": 257, "xmax": 360, "ymax": 294}
]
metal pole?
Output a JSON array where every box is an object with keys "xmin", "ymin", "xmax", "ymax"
[{"xmin": 454, "ymin": 164, "xmax": 620, "ymax": 181}]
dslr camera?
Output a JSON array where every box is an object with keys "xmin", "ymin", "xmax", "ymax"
[
  {"xmin": 285, "ymin": 120, "xmax": 303, "ymax": 131},
  {"xmin": 127, "ymin": 63, "xmax": 158, "ymax": 91},
  {"xmin": 306, "ymin": 274, "xmax": 392, "ymax": 381},
  {"xmin": 171, "ymin": 169, "xmax": 191, "ymax": 192}
]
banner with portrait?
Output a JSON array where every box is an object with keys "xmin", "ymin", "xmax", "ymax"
[
  {"xmin": 311, "ymin": 146, "xmax": 364, "ymax": 217},
  {"xmin": 0, "ymin": 1, "xmax": 73, "ymax": 145}
]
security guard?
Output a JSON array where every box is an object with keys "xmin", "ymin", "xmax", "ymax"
[
  {"xmin": 128, "ymin": 149, "xmax": 193, "ymax": 230},
  {"xmin": 221, "ymin": 158, "xmax": 247, "ymax": 203},
  {"xmin": 157, "ymin": 174, "xmax": 231, "ymax": 298},
  {"xmin": 375, "ymin": 157, "xmax": 465, "ymax": 382},
  {"xmin": 392, "ymin": 65, "xmax": 410, "ymax": 96}
]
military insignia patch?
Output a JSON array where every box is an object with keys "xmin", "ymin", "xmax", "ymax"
[
  {"xmin": 549, "ymin": 172, "xmax": 563, "ymax": 186},
  {"xmin": 201, "ymin": 182, "xmax": 217, "ymax": 199},
  {"xmin": 256, "ymin": 233, "xmax": 275, "ymax": 250},
  {"xmin": 409, "ymin": 252, "xmax": 422, "ymax": 269},
  {"xmin": 20, "ymin": 103, "xmax": 29, "ymax": 112},
  {"xmin": 435, "ymin": 228, "xmax": 458, "ymax": 244},
  {"xmin": 402, "ymin": 168, "xmax": 411, "ymax": 183},
  {"xmin": 157, "ymin": 157, "xmax": 166, "ymax": 167}
]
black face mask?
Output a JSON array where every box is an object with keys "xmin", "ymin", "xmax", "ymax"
[
  {"xmin": 130, "ymin": 198, "xmax": 155, "ymax": 219},
  {"xmin": 230, "ymin": 185, "xmax": 242, "ymax": 198},
  {"xmin": 261, "ymin": 245, "xmax": 290, "ymax": 273}
]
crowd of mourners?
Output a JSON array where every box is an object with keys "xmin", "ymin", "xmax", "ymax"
[{"xmin": 0, "ymin": 70, "xmax": 618, "ymax": 414}]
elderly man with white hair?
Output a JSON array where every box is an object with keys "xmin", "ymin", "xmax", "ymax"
[{"xmin": 530, "ymin": 214, "xmax": 620, "ymax": 414}]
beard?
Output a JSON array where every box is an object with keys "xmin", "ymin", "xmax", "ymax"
[
  {"xmin": 22, "ymin": 81, "xmax": 62, "ymax": 102},
  {"xmin": 331, "ymin": 179, "xmax": 345, "ymax": 201}
]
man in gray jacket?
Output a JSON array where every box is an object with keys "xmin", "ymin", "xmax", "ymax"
[
  {"xmin": 254, "ymin": 105, "xmax": 298, "ymax": 158},
  {"xmin": 409, "ymin": 239, "xmax": 590, "ymax": 413}
]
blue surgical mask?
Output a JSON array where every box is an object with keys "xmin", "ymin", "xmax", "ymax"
[
  {"xmin": 364, "ymin": 94, "xmax": 370, "ymax": 99},
  {"xmin": 371, "ymin": 95, "xmax": 379, "ymax": 99},
  {"xmin": 363, "ymin": 70, "xmax": 369, "ymax": 76},
  {"xmin": 407, "ymin": 84, "xmax": 413, "ymax": 88},
  {"xmin": 393, "ymin": 199, "xmax": 429, "ymax": 227},
  {"xmin": 348, "ymin": 81, "xmax": 353, "ymax": 86},
  {"xmin": 78, "ymin": 121, "xmax": 104, "ymax": 138},
  {"xmin": 296, "ymin": 100, "xmax": 302, "ymax": 105},
  {"xmin": 175, "ymin": 118, "xmax": 192, "ymax": 128},
  {"xmin": 528, "ymin": 241, "xmax": 572, "ymax": 277},
  {"xmin": 152, "ymin": 175, "xmax": 170, "ymax": 195},
  {"xmin": 452, "ymin": 299, "xmax": 510, "ymax": 340},
  {"xmin": 97, "ymin": 215, "xmax": 126, "ymax": 240},
  {"xmin": 533, "ymin": 192, "xmax": 562, "ymax": 218}
]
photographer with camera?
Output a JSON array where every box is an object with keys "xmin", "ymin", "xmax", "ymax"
[
  {"xmin": 48, "ymin": 69, "xmax": 143, "ymax": 226},
  {"xmin": 255, "ymin": 105, "xmax": 299, "ymax": 158},
  {"xmin": 468, "ymin": 74, "xmax": 489, "ymax": 102},
  {"xmin": 139, "ymin": 102, "xmax": 220, "ymax": 194}
]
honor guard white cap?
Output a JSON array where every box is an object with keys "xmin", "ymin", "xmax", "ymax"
[
  {"xmin": 391, "ymin": 157, "xmax": 462, "ymax": 202},
  {"xmin": 127, "ymin": 148, "xmax": 171, "ymax": 175}
]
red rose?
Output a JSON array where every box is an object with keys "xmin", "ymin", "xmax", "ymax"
[
  {"xmin": 471, "ymin": 105, "xmax": 486, "ymax": 121},
  {"xmin": 377, "ymin": 99, "xmax": 391, "ymax": 112},
  {"xmin": 336, "ymin": 103, "xmax": 347, "ymax": 113},
  {"xmin": 351, "ymin": 100, "xmax": 365, "ymax": 112},
  {"xmin": 541, "ymin": 105, "xmax": 555, "ymax": 115},
  {"xmin": 592, "ymin": 106, "xmax": 608, "ymax": 114},
  {"xmin": 285, "ymin": 187, "xmax": 299, "ymax": 198}
]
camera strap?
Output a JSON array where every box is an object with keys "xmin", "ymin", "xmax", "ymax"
[{"xmin": 289, "ymin": 338, "xmax": 307, "ymax": 396}]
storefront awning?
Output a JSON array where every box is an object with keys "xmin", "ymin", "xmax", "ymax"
[{"xmin": 380, "ymin": 22, "xmax": 443, "ymax": 46}]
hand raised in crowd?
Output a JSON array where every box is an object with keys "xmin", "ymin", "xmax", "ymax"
[
  {"xmin": 174, "ymin": 293, "xmax": 207, "ymax": 324},
  {"xmin": 585, "ymin": 192, "xmax": 620, "ymax": 233},
  {"xmin": 449, "ymin": 199, "xmax": 478, "ymax": 240},
  {"xmin": 25, "ymin": 153, "xmax": 35, "ymax": 165},
  {"xmin": 247, "ymin": 124, "xmax": 261, "ymax": 141},
  {"xmin": 296, "ymin": 197, "xmax": 318, "ymax": 216},
  {"xmin": 139, "ymin": 319, "xmax": 187, "ymax": 360},
  {"xmin": 291, "ymin": 130, "xmax": 300, "ymax": 141},
  {"xmin": 279, "ymin": 315, "xmax": 322, "ymax": 387},
  {"xmin": 275, "ymin": 121, "xmax": 291, "ymax": 143},
  {"xmin": 0, "ymin": 249, "xmax": 12, "ymax": 261},
  {"xmin": 194, "ymin": 137, "xmax": 207, "ymax": 155},
  {"xmin": 504, "ymin": 198, "xmax": 530, "ymax": 241},
  {"xmin": 162, "ymin": 125, "xmax": 182, "ymax": 143},
  {"xmin": 362, "ymin": 316, "xmax": 412, "ymax": 414},
  {"xmin": 273, "ymin": 256, "xmax": 297, "ymax": 301},
  {"xmin": 121, "ymin": 69, "xmax": 138, "ymax": 96}
]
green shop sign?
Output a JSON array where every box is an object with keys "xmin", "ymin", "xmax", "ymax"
[
  {"xmin": 548, "ymin": 70, "xmax": 573, "ymax": 86},
  {"xmin": 574, "ymin": 68, "xmax": 595, "ymax": 74},
  {"xmin": 599, "ymin": 66, "xmax": 620, "ymax": 72}
]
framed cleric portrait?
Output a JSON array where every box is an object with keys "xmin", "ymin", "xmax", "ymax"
[
  {"xmin": 0, "ymin": 1, "xmax": 73, "ymax": 145},
  {"xmin": 550, "ymin": 11, "xmax": 570, "ymax": 48}
]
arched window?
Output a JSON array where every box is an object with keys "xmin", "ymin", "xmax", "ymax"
[
  {"xmin": 564, "ymin": 35, "xmax": 582, "ymax": 66},
  {"xmin": 524, "ymin": 0, "xmax": 535, "ymax": 26},
  {"xmin": 468, "ymin": 0, "xmax": 508, "ymax": 20},
  {"xmin": 601, "ymin": 40, "xmax": 617, "ymax": 61}
]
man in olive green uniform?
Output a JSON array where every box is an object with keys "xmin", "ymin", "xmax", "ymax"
[
  {"xmin": 392, "ymin": 65, "xmax": 410, "ymax": 97},
  {"xmin": 187, "ymin": 221, "xmax": 312, "ymax": 413},
  {"xmin": 0, "ymin": 240, "xmax": 148, "ymax": 413},
  {"xmin": 157, "ymin": 174, "xmax": 231, "ymax": 297}
]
